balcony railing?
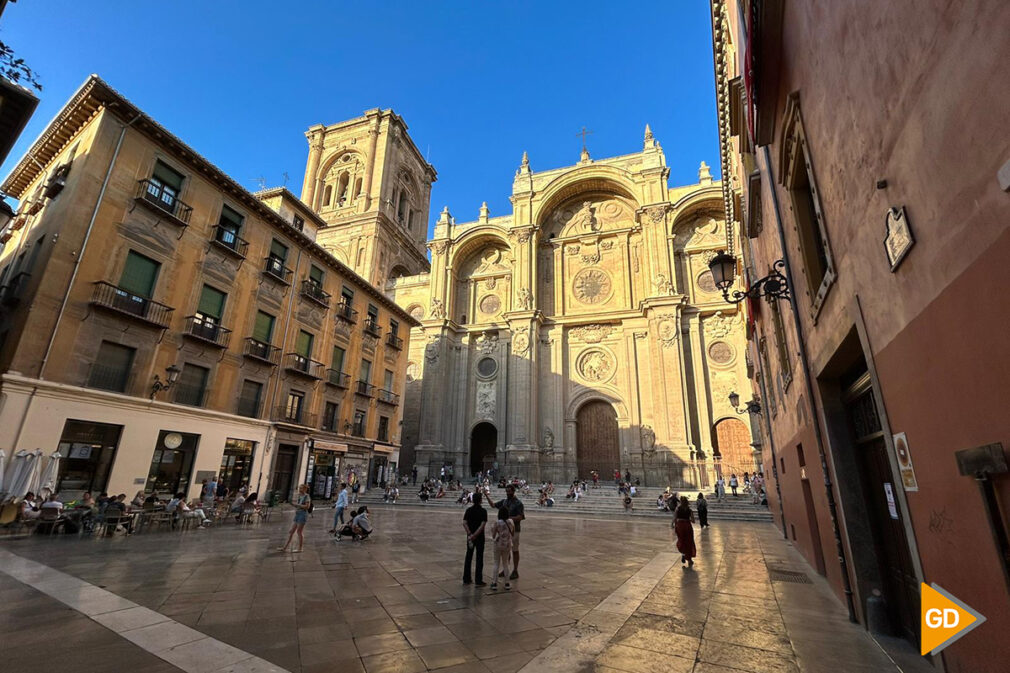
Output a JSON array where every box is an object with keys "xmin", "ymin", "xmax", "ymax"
[
  {"xmin": 90, "ymin": 281, "xmax": 174, "ymax": 328},
  {"xmin": 262, "ymin": 256, "xmax": 293, "ymax": 284},
  {"xmin": 136, "ymin": 179, "xmax": 192, "ymax": 224},
  {"xmin": 300, "ymin": 279, "xmax": 331, "ymax": 307},
  {"xmin": 86, "ymin": 361, "xmax": 132, "ymax": 394},
  {"xmin": 377, "ymin": 389, "xmax": 400, "ymax": 405},
  {"xmin": 326, "ymin": 369, "xmax": 350, "ymax": 388},
  {"xmin": 184, "ymin": 315, "xmax": 231, "ymax": 348},
  {"xmin": 211, "ymin": 225, "xmax": 249, "ymax": 258},
  {"xmin": 363, "ymin": 317, "xmax": 381, "ymax": 337},
  {"xmin": 243, "ymin": 338, "xmax": 280, "ymax": 365},
  {"xmin": 1, "ymin": 271, "xmax": 30, "ymax": 306},
  {"xmin": 335, "ymin": 301, "xmax": 358, "ymax": 323},
  {"xmin": 174, "ymin": 383, "xmax": 207, "ymax": 408},
  {"xmin": 283, "ymin": 353, "xmax": 324, "ymax": 379},
  {"xmin": 355, "ymin": 380, "xmax": 375, "ymax": 397},
  {"xmin": 385, "ymin": 332, "xmax": 404, "ymax": 350},
  {"xmin": 236, "ymin": 395, "xmax": 262, "ymax": 419},
  {"xmin": 272, "ymin": 404, "xmax": 317, "ymax": 427}
]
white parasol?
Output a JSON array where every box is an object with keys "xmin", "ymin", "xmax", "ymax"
[
  {"xmin": 0, "ymin": 449, "xmax": 6, "ymax": 499},
  {"xmin": 39, "ymin": 449, "xmax": 63, "ymax": 496},
  {"xmin": 3, "ymin": 449, "xmax": 28, "ymax": 500},
  {"xmin": 22, "ymin": 449, "xmax": 44, "ymax": 498}
]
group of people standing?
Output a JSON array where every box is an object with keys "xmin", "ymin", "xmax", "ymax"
[{"xmin": 461, "ymin": 484, "xmax": 525, "ymax": 591}]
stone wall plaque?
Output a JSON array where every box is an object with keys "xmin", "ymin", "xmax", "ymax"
[{"xmin": 884, "ymin": 206, "xmax": 915, "ymax": 271}]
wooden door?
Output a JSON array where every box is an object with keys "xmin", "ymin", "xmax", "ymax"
[{"xmin": 576, "ymin": 401, "xmax": 620, "ymax": 479}]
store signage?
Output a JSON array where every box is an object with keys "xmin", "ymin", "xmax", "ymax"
[
  {"xmin": 883, "ymin": 483, "xmax": 899, "ymax": 520},
  {"xmin": 892, "ymin": 432, "xmax": 918, "ymax": 491},
  {"xmin": 313, "ymin": 440, "xmax": 348, "ymax": 453},
  {"xmin": 884, "ymin": 206, "xmax": 915, "ymax": 271}
]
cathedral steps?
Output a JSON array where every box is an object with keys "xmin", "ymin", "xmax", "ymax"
[{"xmin": 354, "ymin": 485, "xmax": 773, "ymax": 523}]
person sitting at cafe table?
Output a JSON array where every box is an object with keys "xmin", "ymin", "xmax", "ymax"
[
  {"xmin": 177, "ymin": 494, "xmax": 211, "ymax": 527},
  {"xmin": 21, "ymin": 492, "xmax": 41, "ymax": 519},
  {"xmin": 131, "ymin": 491, "xmax": 146, "ymax": 508},
  {"xmin": 40, "ymin": 493, "xmax": 64, "ymax": 513},
  {"xmin": 104, "ymin": 494, "xmax": 134, "ymax": 534}
]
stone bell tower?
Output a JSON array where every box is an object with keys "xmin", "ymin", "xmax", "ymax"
[{"xmin": 300, "ymin": 109, "xmax": 437, "ymax": 287}]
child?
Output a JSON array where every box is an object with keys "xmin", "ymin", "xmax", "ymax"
[{"xmin": 490, "ymin": 506, "xmax": 515, "ymax": 590}]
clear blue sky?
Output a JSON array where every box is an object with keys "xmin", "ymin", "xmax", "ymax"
[{"xmin": 1, "ymin": 1, "xmax": 719, "ymax": 234}]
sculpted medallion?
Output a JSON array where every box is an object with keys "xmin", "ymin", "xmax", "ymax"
[
  {"xmin": 572, "ymin": 268, "xmax": 612, "ymax": 305},
  {"xmin": 479, "ymin": 294, "xmax": 501, "ymax": 315},
  {"xmin": 576, "ymin": 348, "xmax": 616, "ymax": 383}
]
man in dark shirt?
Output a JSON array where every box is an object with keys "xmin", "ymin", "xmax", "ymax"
[
  {"xmin": 494, "ymin": 484, "xmax": 525, "ymax": 580},
  {"xmin": 462, "ymin": 492, "xmax": 487, "ymax": 586}
]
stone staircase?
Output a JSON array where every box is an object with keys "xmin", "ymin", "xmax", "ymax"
[{"xmin": 353, "ymin": 484, "xmax": 773, "ymax": 523}]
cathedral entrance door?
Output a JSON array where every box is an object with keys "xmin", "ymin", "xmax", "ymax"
[
  {"xmin": 576, "ymin": 401, "xmax": 620, "ymax": 480},
  {"xmin": 470, "ymin": 422, "xmax": 497, "ymax": 476}
]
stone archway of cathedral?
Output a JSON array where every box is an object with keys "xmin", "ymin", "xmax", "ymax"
[
  {"xmin": 713, "ymin": 417, "xmax": 753, "ymax": 476},
  {"xmin": 575, "ymin": 400, "xmax": 620, "ymax": 480},
  {"xmin": 469, "ymin": 422, "xmax": 497, "ymax": 476}
]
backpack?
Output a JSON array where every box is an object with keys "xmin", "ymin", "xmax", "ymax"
[{"xmin": 494, "ymin": 519, "xmax": 514, "ymax": 552}]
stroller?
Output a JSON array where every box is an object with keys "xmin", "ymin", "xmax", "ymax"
[{"xmin": 335, "ymin": 508, "xmax": 371, "ymax": 541}]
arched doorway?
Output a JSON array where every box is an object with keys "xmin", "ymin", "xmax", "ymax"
[
  {"xmin": 470, "ymin": 422, "xmax": 497, "ymax": 476},
  {"xmin": 576, "ymin": 400, "xmax": 620, "ymax": 479},
  {"xmin": 713, "ymin": 417, "xmax": 753, "ymax": 475}
]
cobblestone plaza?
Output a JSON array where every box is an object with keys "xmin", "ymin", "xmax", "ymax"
[{"xmin": 0, "ymin": 507, "xmax": 928, "ymax": 673}]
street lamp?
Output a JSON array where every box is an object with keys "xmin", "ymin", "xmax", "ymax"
[
  {"xmin": 729, "ymin": 390, "xmax": 762, "ymax": 415},
  {"xmin": 150, "ymin": 364, "xmax": 181, "ymax": 399},
  {"xmin": 708, "ymin": 252, "xmax": 790, "ymax": 304}
]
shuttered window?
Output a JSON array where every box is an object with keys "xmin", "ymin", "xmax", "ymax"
[
  {"xmin": 309, "ymin": 264, "xmax": 324, "ymax": 284},
  {"xmin": 219, "ymin": 204, "xmax": 243, "ymax": 232},
  {"xmin": 88, "ymin": 341, "xmax": 135, "ymax": 393},
  {"xmin": 152, "ymin": 161, "xmax": 184, "ymax": 191},
  {"xmin": 197, "ymin": 285, "xmax": 226, "ymax": 320},
  {"xmin": 119, "ymin": 251, "xmax": 160, "ymax": 297},
  {"xmin": 359, "ymin": 359, "xmax": 371, "ymax": 383},
  {"xmin": 270, "ymin": 239, "xmax": 288, "ymax": 261},
  {"xmin": 295, "ymin": 330, "xmax": 313, "ymax": 358},
  {"xmin": 237, "ymin": 380, "xmax": 263, "ymax": 418},
  {"xmin": 253, "ymin": 311, "xmax": 275, "ymax": 343},
  {"xmin": 175, "ymin": 364, "xmax": 209, "ymax": 407},
  {"xmin": 383, "ymin": 369, "xmax": 394, "ymax": 391},
  {"xmin": 332, "ymin": 346, "xmax": 345, "ymax": 372}
]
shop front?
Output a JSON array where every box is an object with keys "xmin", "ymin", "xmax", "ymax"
[
  {"xmin": 146, "ymin": 430, "xmax": 201, "ymax": 496},
  {"xmin": 55, "ymin": 420, "xmax": 122, "ymax": 496},
  {"xmin": 341, "ymin": 445, "xmax": 371, "ymax": 493},
  {"xmin": 306, "ymin": 439, "xmax": 348, "ymax": 500},
  {"xmin": 218, "ymin": 438, "xmax": 256, "ymax": 494},
  {"xmin": 369, "ymin": 443, "xmax": 399, "ymax": 488}
]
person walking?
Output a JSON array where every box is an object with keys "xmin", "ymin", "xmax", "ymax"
[
  {"xmin": 751, "ymin": 473, "xmax": 764, "ymax": 505},
  {"xmin": 729, "ymin": 474, "xmax": 739, "ymax": 497},
  {"xmin": 493, "ymin": 484, "xmax": 525, "ymax": 580},
  {"xmin": 330, "ymin": 482, "xmax": 348, "ymax": 534},
  {"xmin": 490, "ymin": 506, "xmax": 515, "ymax": 590},
  {"xmin": 279, "ymin": 484, "xmax": 311, "ymax": 553},
  {"xmin": 351, "ymin": 477, "xmax": 361, "ymax": 504},
  {"xmin": 624, "ymin": 469, "xmax": 631, "ymax": 484},
  {"xmin": 673, "ymin": 495, "xmax": 697, "ymax": 567},
  {"xmin": 715, "ymin": 476, "xmax": 726, "ymax": 502},
  {"xmin": 696, "ymin": 492, "xmax": 709, "ymax": 528},
  {"xmin": 463, "ymin": 492, "xmax": 487, "ymax": 586}
]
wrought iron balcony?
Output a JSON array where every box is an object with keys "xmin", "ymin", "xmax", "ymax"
[
  {"xmin": 377, "ymin": 388, "xmax": 400, "ymax": 405},
  {"xmin": 1, "ymin": 271, "xmax": 30, "ymax": 306},
  {"xmin": 174, "ymin": 382, "xmax": 208, "ymax": 408},
  {"xmin": 272, "ymin": 404, "xmax": 317, "ymax": 427},
  {"xmin": 363, "ymin": 317, "xmax": 381, "ymax": 337},
  {"xmin": 283, "ymin": 353, "xmax": 324, "ymax": 379},
  {"xmin": 211, "ymin": 225, "xmax": 249, "ymax": 258},
  {"xmin": 183, "ymin": 315, "xmax": 231, "ymax": 348},
  {"xmin": 300, "ymin": 279, "xmax": 331, "ymax": 307},
  {"xmin": 326, "ymin": 369, "xmax": 350, "ymax": 388},
  {"xmin": 262, "ymin": 255, "xmax": 293, "ymax": 284},
  {"xmin": 355, "ymin": 380, "xmax": 375, "ymax": 397},
  {"xmin": 243, "ymin": 338, "xmax": 280, "ymax": 365},
  {"xmin": 385, "ymin": 332, "xmax": 404, "ymax": 350},
  {"xmin": 335, "ymin": 300, "xmax": 358, "ymax": 323},
  {"xmin": 135, "ymin": 179, "xmax": 192, "ymax": 225},
  {"xmin": 90, "ymin": 281, "xmax": 174, "ymax": 328}
]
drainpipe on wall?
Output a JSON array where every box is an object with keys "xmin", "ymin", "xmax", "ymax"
[
  {"xmin": 761, "ymin": 145, "xmax": 857, "ymax": 623},
  {"xmin": 9, "ymin": 111, "xmax": 141, "ymax": 453}
]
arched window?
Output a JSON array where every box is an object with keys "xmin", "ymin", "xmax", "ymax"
[
  {"xmin": 397, "ymin": 191, "xmax": 409, "ymax": 224},
  {"xmin": 352, "ymin": 177, "xmax": 362, "ymax": 200},
  {"xmin": 322, "ymin": 184, "xmax": 333, "ymax": 207},
  {"xmin": 337, "ymin": 172, "xmax": 350, "ymax": 205}
]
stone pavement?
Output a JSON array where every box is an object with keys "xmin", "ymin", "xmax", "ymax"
[{"xmin": 0, "ymin": 507, "xmax": 931, "ymax": 673}]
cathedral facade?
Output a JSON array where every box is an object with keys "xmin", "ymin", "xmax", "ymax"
[{"xmin": 300, "ymin": 115, "xmax": 754, "ymax": 487}]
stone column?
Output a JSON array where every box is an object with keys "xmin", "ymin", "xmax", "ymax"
[
  {"xmin": 362, "ymin": 116, "xmax": 380, "ymax": 211},
  {"xmin": 301, "ymin": 126, "xmax": 325, "ymax": 206},
  {"xmin": 686, "ymin": 314, "xmax": 714, "ymax": 460}
]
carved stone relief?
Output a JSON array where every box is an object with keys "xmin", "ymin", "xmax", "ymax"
[
  {"xmin": 705, "ymin": 311, "xmax": 735, "ymax": 338},
  {"xmin": 576, "ymin": 348, "xmax": 616, "ymax": 383},
  {"xmin": 572, "ymin": 268, "xmax": 613, "ymax": 305},
  {"xmin": 424, "ymin": 337, "xmax": 440, "ymax": 364},
  {"xmin": 569, "ymin": 323, "xmax": 615, "ymax": 344},
  {"xmin": 479, "ymin": 294, "xmax": 501, "ymax": 315},
  {"xmin": 476, "ymin": 380, "xmax": 496, "ymax": 420},
  {"xmin": 657, "ymin": 314, "xmax": 680, "ymax": 348},
  {"xmin": 512, "ymin": 327, "xmax": 531, "ymax": 355},
  {"xmin": 475, "ymin": 331, "xmax": 498, "ymax": 354},
  {"xmin": 430, "ymin": 298, "xmax": 446, "ymax": 319}
]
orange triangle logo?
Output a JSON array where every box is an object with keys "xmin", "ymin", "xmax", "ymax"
[{"xmin": 920, "ymin": 583, "xmax": 986, "ymax": 656}]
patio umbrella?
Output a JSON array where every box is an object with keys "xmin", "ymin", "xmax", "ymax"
[
  {"xmin": 24, "ymin": 449, "xmax": 43, "ymax": 497},
  {"xmin": 0, "ymin": 449, "xmax": 6, "ymax": 499},
  {"xmin": 2, "ymin": 449, "xmax": 28, "ymax": 500},
  {"xmin": 39, "ymin": 449, "xmax": 62, "ymax": 496}
]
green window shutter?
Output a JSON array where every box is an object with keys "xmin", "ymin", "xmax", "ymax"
[
  {"xmin": 296, "ymin": 330, "xmax": 313, "ymax": 358},
  {"xmin": 332, "ymin": 346, "xmax": 345, "ymax": 371},
  {"xmin": 253, "ymin": 311, "xmax": 274, "ymax": 343},
  {"xmin": 220, "ymin": 204, "xmax": 243, "ymax": 231},
  {"xmin": 383, "ymin": 369, "xmax": 393, "ymax": 390},
  {"xmin": 309, "ymin": 265, "xmax": 324, "ymax": 283},
  {"xmin": 359, "ymin": 359, "xmax": 371, "ymax": 382},
  {"xmin": 270, "ymin": 239, "xmax": 288, "ymax": 260},
  {"xmin": 119, "ymin": 251, "xmax": 160, "ymax": 297},
  {"xmin": 198, "ymin": 285, "xmax": 226, "ymax": 319},
  {"xmin": 152, "ymin": 161, "xmax": 184, "ymax": 190}
]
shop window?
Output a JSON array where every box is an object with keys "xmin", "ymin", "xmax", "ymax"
[
  {"xmin": 219, "ymin": 439, "xmax": 255, "ymax": 494},
  {"xmin": 87, "ymin": 341, "xmax": 135, "ymax": 393},
  {"xmin": 56, "ymin": 420, "xmax": 122, "ymax": 495},
  {"xmin": 237, "ymin": 379, "xmax": 263, "ymax": 418},
  {"xmin": 146, "ymin": 430, "xmax": 199, "ymax": 496},
  {"xmin": 175, "ymin": 363, "xmax": 209, "ymax": 407}
]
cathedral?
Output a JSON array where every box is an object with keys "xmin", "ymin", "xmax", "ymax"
[{"xmin": 299, "ymin": 110, "xmax": 754, "ymax": 487}]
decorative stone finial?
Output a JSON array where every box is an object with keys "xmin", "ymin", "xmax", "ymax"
[
  {"xmin": 479, "ymin": 201, "xmax": 489, "ymax": 222},
  {"xmin": 580, "ymin": 146, "xmax": 591, "ymax": 163},
  {"xmin": 437, "ymin": 206, "xmax": 453, "ymax": 226},
  {"xmin": 644, "ymin": 123, "xmax": 657, "ymax": 150},
  {"xmin": 699, "ymin": 161, "xmax": 713, "ymax": 184},
  {"xmin": 517, "ymin": 151, "xmax": 530, "ymax": 176}
]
